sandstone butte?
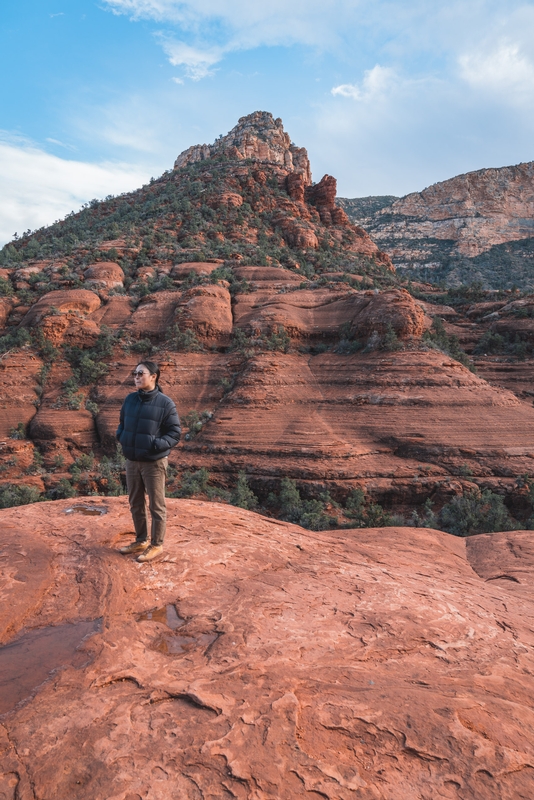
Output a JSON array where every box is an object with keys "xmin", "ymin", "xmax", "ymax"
[
  {"xmin": 1, "ymin": 497, "xmax": 534, "ymax": 800},
  {"xmin": 338, "ymin": 162, "xmax": 534, "ymax": 290},
  {"xmin": 0, "ymin": 113, "xmax": 534, "ymax": 521}
]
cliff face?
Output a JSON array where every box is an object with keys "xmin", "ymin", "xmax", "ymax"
[{"xmin": 338, "ymin": 162, "xmax": 534, "ymax": 289}]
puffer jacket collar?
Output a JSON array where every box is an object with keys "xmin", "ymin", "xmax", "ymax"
[{"xmin": 138, "ymin": 386, "xmax": 162, "ymax": 402}]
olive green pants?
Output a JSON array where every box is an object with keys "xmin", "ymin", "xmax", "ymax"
[{"xmin": 125, "ymin": 458, "xmax": 168, "ymax": 546}]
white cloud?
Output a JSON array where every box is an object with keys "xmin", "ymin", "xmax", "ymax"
[
  {"xmin": 459, "ymin": 41, "xmax": 534, "ymax": 104},
  {"xmin": 104, "ymin": 0, "xmax": 362, "ymax": 58},
  {"xmin": 157, "ymin": 36, "xmax": 222, "ymax": 80},
  {"xmin": 0, "ymin": 134, "xmax": 149, "ymax": 246},
  {"xmin": 332, "ymin": 65, "xmax": 396, "ymax": 101},
  {"xmin": 45, "ymin": 137, "xmax": 76, "ymax": 150}
]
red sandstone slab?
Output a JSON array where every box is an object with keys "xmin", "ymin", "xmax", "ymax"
[{"xmin": 1, "ymin": 498, "xmax": 533, "ymax": 798}]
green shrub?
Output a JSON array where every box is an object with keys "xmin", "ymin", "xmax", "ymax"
[
  {"xmin": 277, "ymin": 477, "xmax": 335, "ymax": 531},
  {"xmin": 409, "ymin": 498, "xmax": 438, "ymax": 528},
  {"xmin": 0, "ymin": 327, "xmax": 31, "ymax": 355},
  {"xmin": 129, "ymin": 338, "xmax": 155, "ymax": 355},
  {"xmin": 345, "ymin": 489, "xmax": 393, "ymax": 527},
  {"xmin": 279, "ymin": 476, "xmax": 303, "ymax": 522},
  {"xmin": 380, "ymin": 324, "xmax": 403, "ymax": 351},
  {"xmin": 85, "ymin": 399, "xmax": 99, "ymax": 416},
  {"xmin": 26, "ymin": 449, "xmax": 44, "ymax": 475},
  {"xmin": 9, "ymin": 422, "xmax": 26, "ymax": 440},
  {"xmin": 46, "ymin": 478, "xmax": 77, "ymax": 500},
  {"xmin": 231, "ymin": 471, "xmax": 258, "ymax": 510},
  {"xmin": 171, "ymin": 326, "xmax": 203, "ymax": 352},
  {"xmin": 423, "ymin": 317, "xmax": 473, "ymax": 370},
  {"xmin": 97, "ymin": 449, "xmax": 125, "ymax": 496},
  {"xmin": 265, "ymin": 325, "xmax": 290, "ymax": 353},
  {"xmin": 439, "ymin": 489, "xmax": 515, "ymax": 536},
  {"xmin": 0, "ymin": 483, "xmax": 42, "ymax": 508},
  {"xmin": 172, "ymin": 468, "xmax": 210, "ymax": 497},
  {"xmin": 183, "ymin": 409, "xmax": 212, "ymax": 439},
  {"xmin": 73, "ymin": 452, "xmax": 95, "ymax": 471},
  {"xmin": 0, "ymin": 277, "xmax": 13, "ymax": 296}
]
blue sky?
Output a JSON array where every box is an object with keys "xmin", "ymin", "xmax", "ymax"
[{"xmin": 1, "ymin": 0, "xmax": 534, "ymax": 244}]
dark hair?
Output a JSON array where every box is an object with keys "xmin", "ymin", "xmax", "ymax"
[{"xmin": 137, "ymin": 360, "xmax": 160, "ymax": 384}]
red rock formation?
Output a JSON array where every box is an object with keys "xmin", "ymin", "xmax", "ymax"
[
  {"xmin": 171, "ymin": 112, "xmax": 392, "ymax": 265},
  {"xmin": 20, "ymin": 289, "xmax": 101, "ymax": 328},
  {"xmin": 83, "ymin": 261, "xmax": 124, "ymax": 290},
  {"xmin": 174, "ymin": 111, "xmax": 312, "ymax": 185},
  {"xmin": 2, "ymin": 498, "xmax": 534, "ymax": 799},
  {"xmin": 233, "ymin": 287, "xmax": 424, "ymax": 341},
  {"xmin": 176, "ymin": 284, "xmax": 233, "ymax": 341}
]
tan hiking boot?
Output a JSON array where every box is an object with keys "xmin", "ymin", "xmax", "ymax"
[
  {"xmin": 119, "ymin": 540, "xmax": 149, "ymax": 555},
  {"xmin": 137, "ymin": 544, "xmax": 164, "ymax": 563}
]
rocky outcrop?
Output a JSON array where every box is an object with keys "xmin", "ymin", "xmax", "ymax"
[
  {"xmin": 174, "ymin": 110, "xmax": 312, "ymax": 184},
  {"xmin": 233, "ymin": 287, "xmax": 424, "ymax": 341},
  {"xmin": 20, "ymin": 289, "xmax": 101, "ymax": 328},
  {"xmin": 171, "ymin": 111, "xmax": 392, "ymax": 266},
  {"xmin": 2, "ymin": 497, "xmax": 534, "ymax": 799},
  {"xmin": 339, "ymin": 162, "xmax": 534, "ymax": 289},
  {"xmin": 83, "ymin": 261, "xmax": 124, "ymax": 290}
]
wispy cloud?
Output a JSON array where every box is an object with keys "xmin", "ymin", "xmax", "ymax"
[
  {"xmin": 103, "ymin": 0, "xmax": 362, "ymax": 75},
  {"xmin": 459, "ymin": 41, "xmax": 534, "ymax": 105},
  {"xmin": 156, "ymin": 35, "xmax": 222, "ymax": 80},
  {"xmin": 45, "ymin": 137, "xmax": 76, "ymax": 151},
  {"xmin": 0, "ymin": 134, "xmax": 149, "ymax": 246},
  {"xmin": 332, "ymin": 65, "xmax": 396, "ymax": 101}
]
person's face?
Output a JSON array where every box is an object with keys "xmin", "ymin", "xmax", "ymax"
[{"xmin": 133, "ymin": 365, "xmax": 157, "ymax": 391}]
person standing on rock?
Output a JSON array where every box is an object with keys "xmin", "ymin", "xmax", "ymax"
[{"xmin": 116, "ymin": 361, "xmax": 181, "ymax": 563}]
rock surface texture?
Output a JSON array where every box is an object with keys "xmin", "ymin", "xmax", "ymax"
[
  {"xmin": 338, "ymin": 162, "xmax": 534, "ymax": 289},
  {"xmin": 1, "ymin": 498, "xmax": 533, "ymax": 799}
]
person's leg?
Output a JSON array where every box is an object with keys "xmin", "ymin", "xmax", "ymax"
[
  {"xmin": 140, "ymin": 457, "xmax": 168, "ymax": 546},
  {"xmin": 125, "ymin": 459, "xmax": 149, "ymax": 542}
]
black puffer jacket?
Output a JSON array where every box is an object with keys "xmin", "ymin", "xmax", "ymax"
[{"xmin": 116, "ymin": 386, "xmax": 181, "ymax": 462}]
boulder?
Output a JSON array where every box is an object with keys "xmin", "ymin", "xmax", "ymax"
[
  {"xmin": 83, "ymin": 262, "xmax": 124, "ymax": 289},
  {"xmin": 19, "ymin": 290, "xmax": 101, "ymax": 328},
  {"xmin": 176, "ymin": 285, "xmax": 233, "ymax": 341}
]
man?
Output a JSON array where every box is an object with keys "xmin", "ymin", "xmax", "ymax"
[{"xmin": 116, "ymin": 361, "xmax": 181, "ymax": 563}]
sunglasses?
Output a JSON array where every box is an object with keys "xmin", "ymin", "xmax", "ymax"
[{"xmin": 132, "ymin": 371, "xmax": 149, "ymax": 377}]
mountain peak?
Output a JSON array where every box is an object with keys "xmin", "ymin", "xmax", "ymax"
[{"xmin": 174, "ymin": 111, "xmax": 311, "ymax": 184}]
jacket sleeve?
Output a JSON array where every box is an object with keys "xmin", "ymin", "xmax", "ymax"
[
  {"xmin": 116, "ymin": 403, "xmax": 124, "ymax": 441},
  {"xmin": 153, "ymin": 400, "xmax": 181, "ymax": 451}
]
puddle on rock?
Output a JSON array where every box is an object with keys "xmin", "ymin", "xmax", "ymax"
[
  {"xmin": 155, "ymin": 632, "xmax": 218, "ymax": 655},
  {"xmin": 0, "ymin": 618, "xmax": 102, "ymax": 716},
  {"xmin": 65, "ymin": 505, "xmax": 107, "ymax": 516},
  {"xmin": 137, "ymin": 605, "xmax": 218, "ymax": 655},
  {"xmin": 137, "ymin": 604, "xmax": 185, "ymax": 630}
]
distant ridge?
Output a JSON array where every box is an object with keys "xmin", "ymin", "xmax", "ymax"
[{"xmin": 338, "ymin": 162, "xmax": 534, "ymax": 290}]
